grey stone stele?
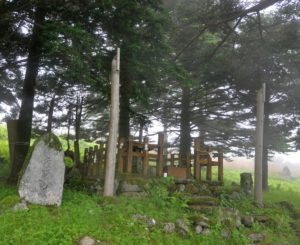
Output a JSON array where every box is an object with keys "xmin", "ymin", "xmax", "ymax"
[{"xmin": 19, "ymin": 136, "xmax": 65, "ymax": 206}]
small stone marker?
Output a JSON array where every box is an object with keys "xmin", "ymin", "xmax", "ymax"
[
  {"xmin": 18, "ymin": 133, "xmax": 65, "ymax": 206},
  {"xmin": 240, "ymin": 172, "xmax": 253, "ymax": 195},
  {"xmin": 281, "ymin": 166, "xmax": 292, "ymax": 180}
]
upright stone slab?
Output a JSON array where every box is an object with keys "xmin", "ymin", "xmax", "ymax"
[
  {"xmin": 18, "ymin": 133, "xmax": 65, "ymax": 206},
  {"xmin": 281, "ymin": 166, "xmax": 292, "ymax": 180},
  {"xmin": 240, "ymin": 172, "xmax": 253, "ymax": 195}
]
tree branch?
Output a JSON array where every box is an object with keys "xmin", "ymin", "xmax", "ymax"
[{"xmin": 175, "ymin": 0, "xmax": 283, "ymax": 59}]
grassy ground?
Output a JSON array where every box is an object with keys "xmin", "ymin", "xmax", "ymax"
[
  {"xmin": 1, "ymin": 175, "xmax": 299, "ymax": 245},
  {"xmin": 0, "ymin": 124, "xmax": 300, "ymax": 244}
]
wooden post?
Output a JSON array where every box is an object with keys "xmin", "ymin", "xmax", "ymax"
[
  {"xmin": 143, "ymin": 137, "xmax": 149, "ymax": 176},
  {"xmin": 99, "ymin": 143, "xmax": 104, "ymax": 174},
  {"xmin": 218, "ymin": 147, "xmax": 223, "ymax": 183},
  {"xmin": 104, "ymin": 48, "xmax": 120, "ymax": 196},
  {"xmin": 127, "ymin": 135, "xmax": 133, "ymax": 174},
  {"xmin": 186, "ymin": 154, "xmax": 191, "ymax": 178},
  {"xmin": 163, "ymin": 132, "xmax": 168, "ymax": 166},
  {"xmin": 88, "ymin": 147, "xmax": 94, "ymax": 177},
  {"xmin": 194, "ymin": 138, "xmax": 201, "ymax": 180},
  {"xmin": 117, "ymin": 138, "xmax": 124, "ymax": 174},
  {"xmin": 171, "ymin": 154, "xmax": 175, "ymax": 167},
  {"xmin": 83, "ymin": 148, "xmax": 88, "ymax": 164},
  {"xmin": 93, "ymin": 145, "xmax": 98, "ymax": 177},
  {"xmin": 206, "ymin": 147, "xmax": 212, "ymax": 181},
  {"xmin": 156, "ymin": 132, "xmax": 164, "ymax": 177},
  {"xmin": 255, "ymin": 83, "xmax": 265, "ymax": 206}
]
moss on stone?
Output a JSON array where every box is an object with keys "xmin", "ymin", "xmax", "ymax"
[
  {"xmin": 187, "ymin": 196, "xmax": 220, "ymax": 206},
  {"xmin": 41, "ymin": 133, "xmax": 63, "ymax": 151},
  {"xmin": 0, "ymin": 195, "xmax": 20, "ymax": 210}
]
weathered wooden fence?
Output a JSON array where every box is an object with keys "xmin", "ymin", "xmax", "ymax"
[
  {"xmin": 193, "ymin": 137, "xmax": 223, "ymax": 182},
  {"xmin": 81, "ymin": 143, "xmax": 106, "ymax": 179},
  {"xmin": 80, "ymin": 134, "xmax": 223, "ymax": 183},
  {"xmin": 117, "ymin": 133, "xmax": 164, "ymax": 177}
]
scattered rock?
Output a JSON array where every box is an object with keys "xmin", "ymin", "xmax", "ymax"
[
  {"xmin": 132, "ymin": 214, "xmax": 156, "ymax": 229},
  {"xmin": 147, "ymin": 218, "xmax": 156, "ymax": 228},
  {"xmin": 201, "ymin": 228, "xmax": 210, "ymax": 235},
  {"xmin": 209, "ymin": 186, "xmax": 223, "ymax": 197},
  {"xmin": 12, "ymin": 200, "xmax": 28, "ymax": 212},
  {"xmin": 18, "ymin": 133, "xmax": 65, "ymax": 206},
  {"xmin": 240, "ymin": 172, "xmax": 253, "ymax": 195},
  {"xmin": 197, "ymin": 221, "xmax": 209, "ymax": 228},
  {"xmin": 248, "ymin": 233, "xmax": 265, "ymax": 243},
  {"xmin": 121, "ymin": 192, "xmax": 146, "ymax": 197},
  {"xmin": 219, "ymin": 208, "xmax": 241, "ymax": 228},
  {"xmin": 190, "ymin": 214, "xmax": 210, "ymax": 224},
  {"xmin": 120, "ymin": 181, "xmax": 142, "ymax": 193},
  {"xmin": 176, "ymin": 218, "xmax": 190, "ymax": 236},
  {"xmin": 229, "ymin": 191, "xmax": 242, "ymax": 200},
  {"xmin": 221, "ymin": 230, "xmax": 231, "ymax": 239},
  {"xmin": 241, "ymin": 215, "xmax": 254, "ymax": 227},
  {"xmin": 185, "ymin": 184, "xmax": 199, "ymax": 194},
  {"xmin": 132, "ymin": 214, "xmax": 146, "ymax": 220},
  {"xmin": 253, "ymin": 215, "xmax": 274, "ymax": 226},
  {"xmin": 195, "ymin": 225, "xmax": 203, "ymax": 234},
  {"xmin": 177, "ymin": 184, "xmax": 185, "ymax": 192},
  {"xmin": 77, "ymin": 236, "xmax": 102, "ymax": 245},
  {"xmin": 163, "ymin": 222, "xmax": 176, "ymax": 233},
  {"xmin": 188, "ymin": 205, "xmax": 215, "ymax": 214}
]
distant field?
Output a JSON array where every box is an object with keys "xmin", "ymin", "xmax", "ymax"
[
  {"xmin": 225, "ymin": 156, "xmax": 300, "ymax": 177},
  {"xmin": 0, "ymin": 124, "xmax": 95, "ymax": 180}
]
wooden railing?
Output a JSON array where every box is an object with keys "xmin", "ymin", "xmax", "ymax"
[
  {"xmin": 117, "ymin": 133, "xmax": 164, "ymax": 177},
  {"xmin": 193, "ymin": 137, "xmax": 223, "ymax": 182},
  {"xmin": 81, "ymin": 143, "xmax": 106, "ymax": 179},
  {"xmin": 80, "ymin": 135, "xmax": 223, "ymax": 183}
]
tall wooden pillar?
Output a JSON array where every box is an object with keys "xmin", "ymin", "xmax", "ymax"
[
  {"xmin": 218, "ymin": 147, "xmax": 223, "ymax": 183},
  {"xmin": 156, "ymin": 133, "xmax": 164, "ymax": 177},
  {"xmin": 194, "ymin": 137, "xmax": 201, "ymax": 180}
]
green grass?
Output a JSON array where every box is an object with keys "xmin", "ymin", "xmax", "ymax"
[
  {"xmin": 224, "ymin": 168, "xmax": 300, "ymax": 209},
  {"xmin": 0, "ymin": 177, "xmax": 299, "ymax": 245},
  {"xmin": 0, "ymin": 184, "xmax": 247, "ymax": 245},
  {"xmin": 0, "ymin": 124, "xmax": 299, "ymax": 244}
]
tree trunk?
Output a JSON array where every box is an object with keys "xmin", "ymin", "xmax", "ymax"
[
  {"xmin": 138, "ymin": 121, "xmax": 144, "ymax": 142},
  {"xmin": 179, "ymin": 86, "xmax": 191, "ymax": 166},
  {"xmin": 66, "ymin": 107, "xmax": 72, "ymax": 151},
  {"xmin": 46, "ymin": 95, "xmax": 56, "ymax": 133},
  {"xmin": 254, "ymin": 83, "xmax": 265, "ymax": 206},
  {"xmin": 7, "ymin": 4, "xmax": 46, "ymax": 184},
  {"xmin": 262, "ymin": 85, "xmax": 270, "ymax": 191},
  {"xmin": 119, "ymin": 78, "xmax": 130, "ymax": 139},
  {"xmin": 104, "ymin": 48, "xmax": 120, "ymax": 196},
  {"xmin": 74, "ymin": 96, "xmax": 83, "ymax": 167}
]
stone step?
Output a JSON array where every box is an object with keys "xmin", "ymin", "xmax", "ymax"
[
  {"xmin": 188, "ymin": 205, "xmax": 217, "ymax": 213},
  {"xmin": 187, "ymin": 195, "xmax": 220, "ymax": 206}
]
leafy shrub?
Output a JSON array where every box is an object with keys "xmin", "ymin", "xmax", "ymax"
[
  {"xmin": 64, "ymin": 156, "xmax": 74, "ymax": 168},
  {"xmin": 144, "ymin": 177, "xmax": 183, "ymax": 208}
]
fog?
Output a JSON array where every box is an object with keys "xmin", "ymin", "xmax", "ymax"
[{"xmin": 225, "ymin": 153, "xmax": 300, "ymax": 177}]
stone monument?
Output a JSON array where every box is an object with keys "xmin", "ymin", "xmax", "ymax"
[
  {"xmin": 281, "ymin": 166, "xmax": 292, "ymax": 180},
  {"xmin": 240, "ymin": 172, "xmax": 253, "ymax": 195},
  {"xmin": 18, "ymin": 133, "xmax": 65, "ymax": 206}
]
